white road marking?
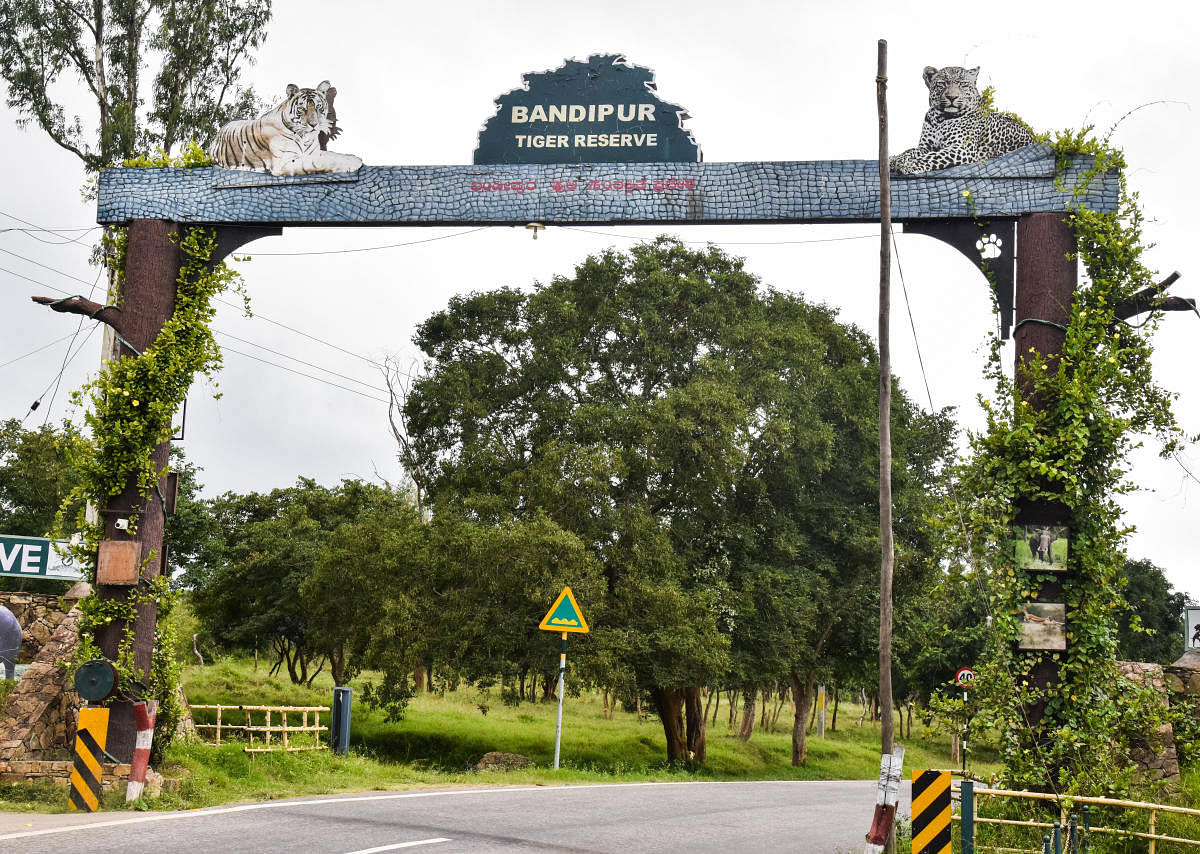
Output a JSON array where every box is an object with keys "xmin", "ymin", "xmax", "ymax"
[
  {"xmin": 344, "ymin": 839, "xmax": 450, "ymax": 853},
  {"xmin": 0, "ymin": 779, "xmax": 867, "ymax": 842}
]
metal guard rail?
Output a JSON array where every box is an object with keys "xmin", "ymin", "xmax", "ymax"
[{"xmin": 952, "ymin": 779, "xmax": 1200, "ymax": 853}]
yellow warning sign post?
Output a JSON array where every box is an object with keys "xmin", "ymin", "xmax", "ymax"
[
  {"xmin": 538, "ymin": 586, "xmax": 589, "ymax": 633},
  {"xmin": 539, "ymin": 587, "xmax": 588, "ymax": 769},
  {"xmin": 69, "ymin": 707, "xmax": 110, "ymax": 811},
  {"xmin": 912, "ymin": 769, "xmax": 952, "ymax": 854}
]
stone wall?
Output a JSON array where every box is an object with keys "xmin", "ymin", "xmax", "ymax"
[
  {"xmin": 0, "ymin": 759, "xmax": 129, "ymax": 791},
  {"xmin": 0, "ymin": 583, "xmax": 89, "ymax": 760},
  {"xmin": 1118, "ymin": 660, "xmax": 1181, "ymax": 785},
  {"xmin": 1166, "ymin": 651, "xmax": 1200, "ymax": 695},
  {"xmin": 0, "ymin": 590, "xmax": 74, "ymax": 663}
]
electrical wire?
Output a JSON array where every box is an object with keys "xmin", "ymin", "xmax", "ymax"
[
  {"xmin": 559, "ymin": 225, "xmax": 879, "ymax": 247},
  {"xmin": 889, "ymin": 228, "xmax": 994, "ymax": 625},
  {"xmin": 0, "ymin": 258, "xmax": 417, "ymax": 401},
  {"xmin": 0, "ymin": 246, "xmax": 97, "ymax": 289},
  {"xmin": 20, "ymin": 325, "xmax": 99, "ymax": 425},
  {"xmin": 0, "ymin": 331, "xmax": 83, "ymax": 370},
  {"xmin": 0, "ymin": 263, "xmax": 74, "ymax": 295},
  {"xmin": 40, "ymin": 267, "xmax": 104, "ymax": 424},
  {"xmin": 243, "ymin": 227, "xmax": 490, "ymax": 256},
  {"xmin": 0, "ymin": 210, "xmax": 100, "ymax": 247},
  {"xmin": 0, "ymin": 245, "xmax": 412, "ymax": 382},
  {"xmin": 220, "ymin": 344, "xmax": 390, "ymax": 404},
  {"xmin": 889, "ymin": 228, "xmax": 935, "ymax": 415},
  {"xmin": 214, "ymin": 329, "xmax": 389, "ymax": 394}
]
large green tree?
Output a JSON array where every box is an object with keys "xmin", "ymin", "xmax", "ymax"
[
  {"xmin": 1116, "ymin": 557, "xmax": 1186, "ymax": 665},
  {"xmin": 0, "ymin": 417, "xmax": 85, "ymax": 538},
  {"xmin": 0, "ymin": 0, "xmax": 271, "ymax": 169},
  {"xmin": 403, "ymin": 238, "xmax": 952, "ymax": 762},
  {"xmin": 190, "ymin": 478, "xmax": 392, "ymax": 685}
]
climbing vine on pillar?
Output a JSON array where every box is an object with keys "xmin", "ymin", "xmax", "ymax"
[
  {"xmin": 57, "ymin": 144, "xmax": 246, "ymax": 761},
  {"xmin": 946, "ymin": 131, "xmax": 1189, "ymax": 796}
]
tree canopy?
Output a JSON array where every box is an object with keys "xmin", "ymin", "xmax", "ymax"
[
  {"xmin": 402, "ymin": 238, "xmax": 955, "ymax": 761},
  {"xmin": 0, "ymin": 0, "xmax": 271, "ymax": 169}
]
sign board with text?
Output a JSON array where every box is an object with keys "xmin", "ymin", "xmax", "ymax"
[
  {"xmin": 474, "ymin": 54, "xmax": 700, "ymax": 165},
  {"xmin": 0, "ymin": 534, "xmax": 83, "ymax": 581}
]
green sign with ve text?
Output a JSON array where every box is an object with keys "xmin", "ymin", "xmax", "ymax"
[
  {"xmin": 0, "ymin": 534, "xmax": 82, "ymax": 580},
  {"xmin": 539, "ymin": 586, "xmax": 589, "ymax": 633}
]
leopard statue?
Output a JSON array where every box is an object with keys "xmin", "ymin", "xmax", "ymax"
[
  {"xmin": 209, "ymin": 80, "xmax": 362, "ymax": 177},
  {"xmin": 889, "ymin": 66, "xmax": 1036, "ymax": 175}
]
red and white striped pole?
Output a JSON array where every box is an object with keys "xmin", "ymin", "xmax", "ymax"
[
  {"xmin": 865, "ymin": 744, "xmax": 905, "ymax": 853},
  {"xmin": 125, "ymin": 700, "xmax": 158, "ymax": 801}
]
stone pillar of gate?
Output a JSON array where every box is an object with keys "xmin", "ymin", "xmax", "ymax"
[
  {"xmin": 95, "ymin": 218, "xmax": 181, "ymax": 762},
  {"xmin": 1013, "ymin": 212, "xmax": 1077, "ymax": 724}
]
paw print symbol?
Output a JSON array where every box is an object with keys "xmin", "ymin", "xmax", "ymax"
[{"xmin": 976, "ymin": 233, "xmax": 1003, "ymax": 260}]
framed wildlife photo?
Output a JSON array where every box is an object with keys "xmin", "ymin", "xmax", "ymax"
[
  {"xmin": 1011, "ymin": 524, "xmax": 1069, "ymax": 571},
  {"xmin": 1019, "ymin": 603, "xmax": 1067, "ymax": 650},
  {"xmin": 1186, "ymin": 606, "xmax": 1200, "ymax": 652}
]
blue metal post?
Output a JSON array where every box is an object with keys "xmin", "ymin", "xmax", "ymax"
[
  {"xmin": 331, "ymin": 686, "xmax": 352, "ymax": 756},
  {"xmin": 961, "ymin": 780, "xmax": 974, "ymax": 854},
  {"xmin": 1053, "ymin": 821, "xmax": 1062, "ymax": 854},
  {"xmin": 1068, "ymin": 815, "xmax": 1077, "ymax": 853},
  {"xmin": 1081, "ymin": 804, "xmax": 1090, "ymax": 852},
  {"xmin": 1043, "ymin": 834, "xmax": 1052, "ymax": 854}
]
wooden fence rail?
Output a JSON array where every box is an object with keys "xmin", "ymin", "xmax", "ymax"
[{"xmin": 190, "ymin": 704, "xmax": 329, "ymax": 754}]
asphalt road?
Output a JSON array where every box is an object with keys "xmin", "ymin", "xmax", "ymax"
[{"xmin": 0, "ymin": 780, "xmax": 912, "ymax": 853}]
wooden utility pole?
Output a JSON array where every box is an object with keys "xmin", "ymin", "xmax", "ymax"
[{"xmin": 875, "ymin": 38, "xmax": 895, "ymax": 761}]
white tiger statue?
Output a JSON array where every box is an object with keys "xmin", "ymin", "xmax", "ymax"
[
  {"xmin": 890, "ymin": 66, "xmax": 1036, "ymax": 175},
  {"xmin": 209, "ymin": 81, "xmax": 363, "ymax": 176}
]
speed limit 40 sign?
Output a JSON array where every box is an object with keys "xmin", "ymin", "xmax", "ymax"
[{"xmin": 955, "ymin": 667, "xmax": 977, "ymax": 688}]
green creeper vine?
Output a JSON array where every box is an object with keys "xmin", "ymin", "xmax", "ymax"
[
  {"xmin": 57, "ymin": 142, "xmax": 246, "ymax": 762},
  {"xmin": 945, "ymin": 126, "xmax": 1190, "ymax": 802}
]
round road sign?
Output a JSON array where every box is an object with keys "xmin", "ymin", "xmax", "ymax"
[
  {"xmin": 74, "ymin": 658, "xmax": 117, "ymax": 702},
  {"xmin": 955, "ymin": 667, "xmax": 977, "ymax": 688}
]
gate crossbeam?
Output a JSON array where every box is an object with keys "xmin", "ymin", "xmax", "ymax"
[{"xmin": 97, "ymin": 144, "xmax": 1116, "ymax": 228}]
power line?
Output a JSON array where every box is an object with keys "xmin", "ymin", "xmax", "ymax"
[
  {"xmin": 0, "ymin": 263, "xmax": 74, "ymax": 295},
  {"xmin": 214, "ymin": 329, "xmax": 389, "ymax": 394},
  {"xmin": 21, "ymin": 325, "xmax": 99, "ymax": 425},
  {"xmin": 0, "ymin": 331, "xmax": 83, "ymax": 370},
  {"xmin": 0, "ymin": 210, "xmax": 99, "ymax": 247},
  {"xmin": 0, "ymin": 256, "xmax": 422, "ymax": 392},
  {"xmin": 0, "ymin": 232, "xmax": 407, "ymax": 378},
  {"xmin": 220, "ymin": 344, "xmax": 390, "ymax": 404},
  {"xmin": 889, "ymin": 228, "xmax": 936, "ymax": 413},
  {"xmin": 212, "ymin": 295, "xmax": 391, "ymax": 371},
  {"xmin": 244, "ymin": 227, "xmax": 490, "ymax": 256},
  {"xmin": 559, "ymin": 225, "xmax": 879, "ymax": 247},
  {"xmin": 0, "ymin": 245, "xmax": 97, "ymax": 289},
  {"xmin": 41, "ymin": 267, "xmax": 104, "ymax": 425}
]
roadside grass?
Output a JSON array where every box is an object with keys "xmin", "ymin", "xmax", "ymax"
[
  {"xmin": 7, "ymin": 656, "xmax": 1003, "ymax": 813},
  {"xmin": 161, "ymin": 657, "xmax": 1000, "ymax": 809}
]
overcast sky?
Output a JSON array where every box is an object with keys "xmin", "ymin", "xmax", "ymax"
[{"xmin": 0, "ymin": 0, "xmax": 1196, "ymax": 599}]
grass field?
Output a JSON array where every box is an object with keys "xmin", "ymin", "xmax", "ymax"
[{"xmin": 141, "ymin": 657, "xmax": 998, "ymax": 811}]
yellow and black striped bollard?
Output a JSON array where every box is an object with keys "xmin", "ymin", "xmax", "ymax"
[
  {"xmin": 912, "ymin": 769, "xmax": 952, "ymax": 854},
  {"xmin": 69, "ymin": 707, "xmax": 110, "ymax": 812}
]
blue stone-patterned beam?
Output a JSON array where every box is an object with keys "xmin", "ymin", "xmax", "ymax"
[{"xmin": 96, "ymin": 145, "xmax": 1117, "ymax": 227}]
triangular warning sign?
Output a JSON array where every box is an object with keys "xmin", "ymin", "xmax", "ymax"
[{"xmin": 539, "ymin": 586, "xmax": 589, "ymax": 633}]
